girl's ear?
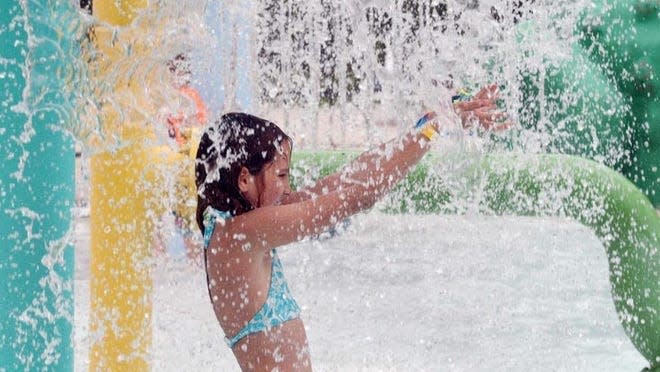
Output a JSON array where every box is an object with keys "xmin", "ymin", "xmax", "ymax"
[{"xmin": 237, "ymin": 166, "xmax": 252, "ymax": 194}]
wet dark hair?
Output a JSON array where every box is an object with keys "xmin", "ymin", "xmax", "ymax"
[{"xmin": 195, "ymin": 112, "xmax": 291, "ymax": 232}]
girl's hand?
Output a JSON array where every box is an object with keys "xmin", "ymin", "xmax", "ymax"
[{"xmin": 453, "ymin": 84, "xmax": 512, "ymax": 131}]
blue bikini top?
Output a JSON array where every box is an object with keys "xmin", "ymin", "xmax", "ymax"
[{"xmin": 202, "ymin": 207, "xmax": 301, "ymax": 348}]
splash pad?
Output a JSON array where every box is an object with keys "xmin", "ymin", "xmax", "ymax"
[{"xmin": 1, "ymin": 0, "xmax": 659, "ymax": 370}]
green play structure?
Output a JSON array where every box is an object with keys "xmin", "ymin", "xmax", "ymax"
[
  {"xmin": 516, "ymin": 0, "xmax": 660, "ymax": 207},
  {"xmin": 578, "ymin": 0, "xmax": 660, "ymax": 208}
]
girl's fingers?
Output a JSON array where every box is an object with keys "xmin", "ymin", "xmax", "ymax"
[
  {"xmin": 454, "ymin": 99, "xmax": 495, "ymax": 112},
  {"xmin": 474, "ymin": 84, "xmax": 499, "ymax": 100},
  {"xmin": 461, "ymin": 110, "xmax": 511, "ymax": 131},
  {"xmin": 475, "ymin": 110, "xmax": 507, "ymax": 122},
  {"xmin": 453, "ymin": 86, "xmax": 512, "ymax": 132},
  {"xmin": 480, "ymin": 119, "xmax": 514, "ymax": 131},
  {"xmin": 489, "ymin": 120, "xmax": 515, "ymax": 132}
]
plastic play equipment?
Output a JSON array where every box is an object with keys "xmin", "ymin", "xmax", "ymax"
[
  {"xmin": 87, "ymin": 1, "xmax": 201, "ymax": 370},
  {"xmin": 0, "ymin": 1, "xmax": 77, "ymax": 370},
  {"xmin": 578, "ymin": 0, "xmax": 660, "ymax": 207},
  {"xmin": 87, "ymin": 1, "xmax": 156, "ymax": 370},
  {"xmin": 89, "ymin": 135, "xmax": 153, "ymax": 371},
  {"xmin": 516, "ymin": 40, "xmax": 631, "ymax": 172},
  {"xmin": 517, "ymin": 1, "xmax": 660, "ymax": 207},
  {"xmin": 293, "ymin": 151, "xmax": 659, "ymax": 370}
]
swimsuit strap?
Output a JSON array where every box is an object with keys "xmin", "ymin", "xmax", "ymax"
[{"xmin": 202, "ymin": 207, "xmax": 232, "ymax": 248}]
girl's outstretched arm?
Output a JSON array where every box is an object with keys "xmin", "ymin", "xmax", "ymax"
[
  {"xmin": 210, "ymin": 182, "xmax": 379, "ymax": 255},
  {"xmin": 287, "ymin": 110, "xmax": 451, "ymax": 202},
  {"xmin": 289, "ymin": 85, "xmax": 508, "ymax": 202}
]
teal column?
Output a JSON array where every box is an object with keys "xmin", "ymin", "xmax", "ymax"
[{"xmin": 0, "ymin": 1, "xmax": 77, "ymax": 370}]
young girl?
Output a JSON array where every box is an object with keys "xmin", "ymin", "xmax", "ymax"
[{"xmin": 195, "ymin": 88, "xmax": 504, "ymax": 371}]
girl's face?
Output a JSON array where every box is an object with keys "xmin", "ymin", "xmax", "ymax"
[{"xmin": 240, "ymin": 140, "xmax": 292, "ymax": 208}]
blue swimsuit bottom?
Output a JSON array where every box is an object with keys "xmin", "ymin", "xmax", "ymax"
[{"xmin": 203, "ymin": 207, "xmax": 301, "ymax": 348}]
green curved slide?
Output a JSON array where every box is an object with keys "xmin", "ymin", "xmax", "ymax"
[{"xmin": 293, "ymin": 151, "xmax": 659, "ymax": 370}]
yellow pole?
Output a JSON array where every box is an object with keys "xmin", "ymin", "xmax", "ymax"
[
  {"xmin": 90, "ymin": 140, "xmax": 152, "ymax": 371},
  {"xmin": 89, "ymin": 2, "xmax": 153, "ymax": 370},
  {"xmin": 94, "ymin": 0, "xmax": 147, "ymax": 26}
]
